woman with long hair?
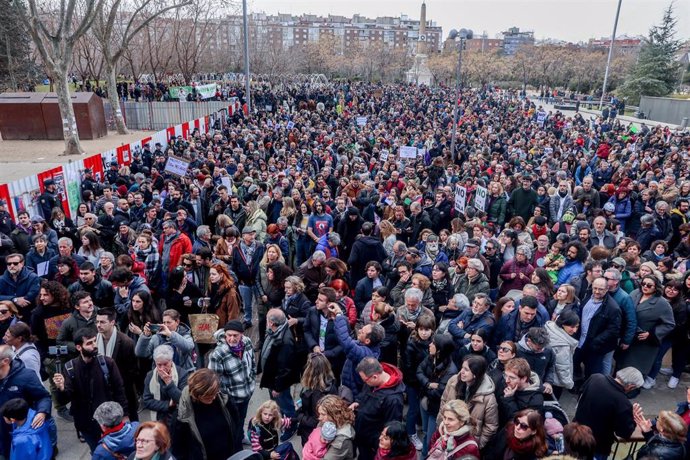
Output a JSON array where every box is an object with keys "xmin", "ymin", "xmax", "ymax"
[
  {"xmin": 324, "ymin": 258, "xmax": 348, "ymax": 286},
  {"xmin": 316, "ymin": 395, "xmax": 356, "ymax": 460},
  {"xmin": 173, "ymin": 369, "xmax": 242, "ymax": 459},
  {"xmin": 430, "ymin": 263, "xmax": 453, "ymax": 323},
  {"xmin": 455, "ymin": 328, "xmax": 497, "ymax": 370},
  {"xmin": 530, "ymin": 268, "xmax": 555, "ymax": 305},
  {"xmin": 164, "ymin": 266, "xmax": 203, "ymax": 324},
  {"xmin": 487, "ymin": 340, "xmax": 517, "ymax": 396},
  {"xmin": 246, "ymin": 200, "xmax": 268, "ymax": 243},
  {"xmin": 547, "ymin": 284, "xmax": 580, "ymax": 320},
  {"xmin": 331, "ymin": 279, "xmax": 357, "ymax": 327},
  {"xmin": 256, "ymin": 244, "xmax": 286, "ymax": 344},
  {"xmin": 374, "ymin": 421, "xmax": 417, "ymax": 460},
  {"xmin": 378, "ymin": 220, "xmax": 398, "ymax": 257},
  {"xmin": 294, "ymin": 201, "xmax": 313, "ymax": 266},
  {"xmin": 214, "ymin": 226, "xmax": 240, "ymax": 265},
  {"xmin": 296, "ymin": 353, "xmax": 338, "ymax": 444},
  {"xmin": 427, "ymin": 400, "xmax": 480, "ymax": 459},
  {"xmin": 134, "ymin": 232, "xmax": 160, "ymax": 287},
  {"xmin": 417, "ymin": 333, "xmax": 458, "ymax": 456},
  {"xmin": 647, "ymin": 279, "xmax": 688, "ymax": 389},
  {"xmin": 3, "ymin": 321, "xmax": 41, "ymax": 380},
  {"xmin": 618, "ymin": 275, "xmax": 675, "ymax": 389},
  {"xmin": 502, "ymin": 409, "xmax": 548, "ymax": 459},
  {"xmin": 439, "ymin": 355, "xmax": 499, "ymax": 450},
  {"xmin": 78, "ymin": 230, "xmax": 104, "ymax": 265},
  {"xmin": 207, "ymin": 263, "xmax": 241, "ymax": 326},
  {"xmin": 54, "ymin": 255, "xmax": 79, "ymax": 288},
  {"xmin": 49, "ymin": 207, "xmax": 78, "ymax": 247},
  {"xmin": 370, "ymin": 303, "xmax": 401, "ymax": 366}
]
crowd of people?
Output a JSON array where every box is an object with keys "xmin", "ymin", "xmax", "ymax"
[{"xmin": 0, "ymin": 80, "xmax": 689, "ymax": 460}]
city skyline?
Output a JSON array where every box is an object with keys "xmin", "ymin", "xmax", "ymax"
[{"xmin": 249, "ymin": 0, "xmax": 690, "ymax": 44}]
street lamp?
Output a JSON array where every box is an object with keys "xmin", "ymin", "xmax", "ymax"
[
  {"xmin": 242, "ymin": 0, "xmax": 251, "ymax": 115},
  {"xmin": 599, "ymin": 0, "xmax": 622, "ymax": 110},
  {"xmin": 448, "ymin": 28, "xmax": 473, "ymax": 163}
]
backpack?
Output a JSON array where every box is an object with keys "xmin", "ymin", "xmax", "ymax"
[{"xmin": 65, "ymin": 355, "xmax": 110, "ymax": 387}]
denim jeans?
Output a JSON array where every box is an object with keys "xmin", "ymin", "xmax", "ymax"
[
  {"xmin": 420, "ymin": 404, "xmax": 438, "ymax": 457},
  {"xmin": 239, "ymin": 284, "xmax": 253, "ymax": 324},
  {"xmin": 271, "ymin": 388, "xmax": 296, "ymax": 418},
  {"xmin": 601, "ymin": 350, "xmax": 615, "ymax": 376},
  {"xmin": 295, "ymin": 237, "xmax": 311, "ymax": 268},
  {"xmin": 648, "ymin": 336, "xmax": 688, "ymax": 379},
  {"xmin": 405, "ymin": 386, "xmax": 420, "ymax": 436}
]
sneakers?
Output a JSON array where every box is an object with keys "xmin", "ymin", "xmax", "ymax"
[
  {"xmin": 659, "ymin": 367, "xmax": 673, "ymax": 376},
  {"xmin": 643, "ymin": 376, "xmax": 656, "ymax": 389},
  {"xmin": 410, "ymin": 434, "xmax": 423, "ymax": 451},
  {"xmin": 668, "ymin": 376, "xmax": 680, "ymax": 389},
  {"xmin": 57, "ymin": 407, "xmax": 73, "ymax": 422}
]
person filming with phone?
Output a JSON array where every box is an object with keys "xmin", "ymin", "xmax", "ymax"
[{"xmin": 134, "ymin": 309, "xmax": 196, "ymax": 372}]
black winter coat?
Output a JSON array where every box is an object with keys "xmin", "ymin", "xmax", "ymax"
[
  {"xmin": 296, "ymin": 381, "xmax": 338, "ymax": 443},
  {"xmin": 259, "ymin": 325, "xmax": 301, "ymax": 392},
  {"xmin": 400, "ymin": 337, "xmax": 431, "ymax": 389},
  {"xmin": 636, "ymin": 432, "xmax": 686, "ymax": 460},
  {"xmin": 303, "ymin": 308, "xmax": 345, "ymax": 374},
  {"xmin": 416, "ymin": 357, "xmax": 458, "ymax": 415},
  {"xmin": 378, "ymin": 314, "xmax": 401, "ymax": 366}
]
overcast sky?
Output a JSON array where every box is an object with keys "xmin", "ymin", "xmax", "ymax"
[{"xmin": 249, "ymin": 0, "xmax": 689, "ymax": 43}]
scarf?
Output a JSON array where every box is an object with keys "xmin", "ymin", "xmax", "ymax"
[
  {"xmin": 282, "ymin": 293, "xmax": 298, "ymax": 312},
  {"xmin": 229, "ymin": 339, "xmax": 245, "ymax": 358},
  {"xmin": 240, "ymin": 240, "xmax": 257, "ymax": 265},
  {"xmin": 426, "ymin": 243, "xmax": 440, "ymax": 260},
  {"xmin": 408, "ymin": 307, "xmax": 422, "ymax": 322},
  {"xmin": 438, "ymin": 423, "xmax": 472, "ymax": 451},
  {"xmin": 261, "ymin": 322, "xmax": 288, "ymax": 371},
  {"xmin": 149, "ymin": 364, "xmax": 179, "ymax": 400},
  {"xmin": 97, "ymin": 332, "xmax": 117, "ymax": 358},
  {"xmin": 506, "ymin": 425, "xmax": 540, "ymax": 456},
  {"xmin": 432, "ymin": 279, "xmax": 448, "ymax": 292}
]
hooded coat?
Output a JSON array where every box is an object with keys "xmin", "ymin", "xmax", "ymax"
[
  {"xmin": 92, "ymin": 421, "xmax": 139, "ymax": 460},
  {"xmin": 544, "ymin": 321, "xmax": 578, "ymax": 389}
]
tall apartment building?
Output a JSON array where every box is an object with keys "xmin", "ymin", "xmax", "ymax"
[
  {"xmin": 212, "ymin": 12, "xmax": 443, "ymax": 56},
  {"xmin": 502, "ymin": 27, "xmax": 535, "ymax": 55}
]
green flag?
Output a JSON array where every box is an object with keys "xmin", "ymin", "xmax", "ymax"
[{"xmin": 629, "ymin": 124, "xmax": 639, "ymax": 134}]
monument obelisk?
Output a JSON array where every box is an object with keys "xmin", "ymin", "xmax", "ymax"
[{"xmin": 406, "ymin": 1, "xmax": 433, "ymax": 86}]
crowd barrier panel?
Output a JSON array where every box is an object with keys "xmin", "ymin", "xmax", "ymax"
[{"xmin": 0, "ymin": 113, "xmax": 215, "ymax": 221}]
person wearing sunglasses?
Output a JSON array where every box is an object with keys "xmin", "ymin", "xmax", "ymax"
[
  {"xmin": 0, "ymin": 301, "xmax": 18, "ymax": 343},
  {"xmin": 502, "ymin": 409, "xmax": 548, "ymax": 459},
  {"xmin": 0, "ymin": 253, "xmax": 40, "ymax": 320}
]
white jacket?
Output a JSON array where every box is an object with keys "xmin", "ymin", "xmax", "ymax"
[{"xmin": 545, "ymin": 320, "xmax": 578, "ymax": 389}]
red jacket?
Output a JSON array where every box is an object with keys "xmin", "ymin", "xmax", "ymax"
[{"xmin": 159, "ymin": 232, "xmax": 192, "ymax": 273}]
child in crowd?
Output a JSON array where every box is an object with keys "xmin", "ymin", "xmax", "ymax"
[
  {"xmin": 248, "ymin": 400, "xmax": 298, "ymax": 460},
  {"xmin": 302, "ymin": 421, "xmax": 337, "ymax": 460},
  {"xmin": 0, "ymin": 398, "xmax": 53, "ymax": 460},
  {"xmin": 544, "ymin": 243, "xmax": 565, "ymax": 283}
]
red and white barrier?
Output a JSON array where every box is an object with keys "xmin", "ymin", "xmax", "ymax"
[{"xmin": 0, "ymin": 115, "xmax": 211, "ymax": 221}]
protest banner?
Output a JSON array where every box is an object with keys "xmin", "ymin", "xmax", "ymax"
[
  {"xmin": 474, "ymin": 185, "xmax": 488, "ymax": 211},
  {"xmin": 454, "ymin": 185, "xmax": 467, "ymax": 213},
  {"xmin": 164, "ymin": 156, "xmax": 190, "ymax": 177},
  {"xmin": 400, "ymin": 146, "xmax": 417, "ymax": 159}
]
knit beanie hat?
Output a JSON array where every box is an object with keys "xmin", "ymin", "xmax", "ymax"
[
  {"xmin": 321, "ymin": 422, "xmax": 337, "ymax": 442},
  {"xmin": 544, "ymin": 412, "xmax": 563, "ymax": 437}
]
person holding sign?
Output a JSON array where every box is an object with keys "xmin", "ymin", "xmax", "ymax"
[{"xmin": 486, "ymin": 182, "xmax": 507, "ymax": 228}]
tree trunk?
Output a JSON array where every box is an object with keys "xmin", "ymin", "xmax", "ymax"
[
  {"xmin": 54, "ymin": 73, "xmax": 84, "ymax": 155},
  {"xmin": 106, "ymin": 62, "xmax": 129, "ymax": 134}
]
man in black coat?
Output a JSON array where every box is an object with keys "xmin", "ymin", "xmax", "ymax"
[
  {"xmin": 348, "ymin": 222, "xmax": 387, "ymax": 287},
  {"xmin": 68, "ymin": 262, "xmax": 114, "ymax": 309},
  {"xmin": 574, "ymin": 367, "xmax": 642, "ymax": 457},
  {"xmin": 38, "ymin": 179, "xmax": 59, "ymax": 220},
  {"xmin": 573, "ymin": 277, "xmax": 621, "ymax": 383},
  {"xmin": 353, "ymin": 357, "xmax": 405, "ymax": 460},
  {"xmin": 53, "ymin": 328, "xmax": 128, "ymax": 453},
  {"xmin": 304, "ymin": 288, "xmax": 345, "ymax": 379},
  {"xmin": 258, "ymin": 309, "xmax": 300, "ymax": 437},
  {"xmin": 407, "ymin": 202, "xmax": 432, "ymax": 244}
]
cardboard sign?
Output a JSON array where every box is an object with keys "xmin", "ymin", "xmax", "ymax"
[
  {"xmin": 454, "ymin": 186, "xmax": 467, "ymax": 213},
  {"xmin": 380, "ymin": 149, "xmax": 389, "ymax": 162},
  {"xmin": 400, "ymin": 146, "xmax": 417, "ymax": 159},
  {"xmin": 164, "ymin": 156, "xmax": 190, "ymax": 177},
  {"xmin": 474, "ymin": 186, "xmax": 488, "ymax": 211}
]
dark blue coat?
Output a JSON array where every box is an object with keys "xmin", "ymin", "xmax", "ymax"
[
  {"xmin": 303, "ymin": 308, "xmax": 345, "ymax": 372},
  {"xmin": 448, "ymin": 309, "xmax": 496, "ymax": 347},
  {"xmin": 0, "ymin": 267, "xmax": 41, "ymax": 304},
  {"xmin": 231, "ymin": 243, "xmax": 265, "ymax": 285},
  {"xmin": 493, "ymin": 306, "xmax": 548, "ymax": 346},
  {"xmin": 353, "ymin": 276, "xmax": 384, "ymax": 314},
  {"xmin": 0, "ymin": 359, "xmax": 52, "ymax": 456}
]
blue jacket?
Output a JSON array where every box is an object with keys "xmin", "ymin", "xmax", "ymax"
[
  {"xmin": 448, "ymin": 309, "xmax": 496, "ymax": 347},
  {"xmin": 24, "ymin": 248, "xmax": 56, "ymax": 276},
  {"xmin": 557, "ymin": 260, "xmax": 584, "ymax": 286},
  {"xmin": 354, "ymin": 276, "xmax": 384, "ymax": 314},
  {"xmin": 0, "ymin": 359, "xmax": 52, "ymax": 457},
  {"xmin": 7, "ymin": 408, "xmax": 52, "ymax": 460},
  {"xmin": 92, "ymin": 421, "xmax": 139, "ymax": 460},
  {"xmin": 333, "ymin": 314, "xmax": 379, "ymax": 398},
  {"xmin": 610, "ymin": 287, "xmax": 637, "ymax": 346},
  {"xmin": 0, "ymin": 268, "xmax": 41, "ymax": 305},
  {"xmin": 493, "ymin": 307, "xmax": 548, "ymax": 346},
  {"xmin": 607, "ymin": 196, "xmax": 632, "ymax": 231}
]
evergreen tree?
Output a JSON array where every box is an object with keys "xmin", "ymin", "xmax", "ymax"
[
  {"xmin": 618, "ymin": 3, "xmax": 682, "ymax": 104},
  {"xmin": 0, "ymin": 0, "xmax": 39, "ymax": 91}
]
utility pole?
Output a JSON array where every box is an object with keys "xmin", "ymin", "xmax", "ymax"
[
  {"xmin": 599, "ymin": 0, "xmax": 622, "ymax": 109},
  {"xmin": 242, "ymin": 0, "xmax": 251, "ymax": 114}
]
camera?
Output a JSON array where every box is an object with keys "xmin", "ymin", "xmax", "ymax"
[
  {"xmin": 48, "ymin": 346, "xmax": 68, "ymax": 356},
  {"xmin": 149, "ymin": 324, "xmax": 161, "ymax": 333}
]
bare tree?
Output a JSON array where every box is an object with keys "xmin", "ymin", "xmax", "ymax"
[
  {"xmin": 93, "ymin": 0, "xmax": 191, "ymax": 134},
  {"xmin": 16, "ymin": 0, "xmax": 105, "ymax": 155}
]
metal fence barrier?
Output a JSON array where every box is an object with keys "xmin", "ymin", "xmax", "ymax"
[{"xmin": 104, "ymin": 99, "xmax": 238, "ymax": 131}]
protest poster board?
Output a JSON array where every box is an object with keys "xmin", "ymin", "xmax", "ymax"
[
  {"xmin": 454, "ymin": 186, "xmax": 467, "ymax": 213},
  {"xmin": 356, "ymin": 116, "xmax": 367, "ymax": 126},
  {"xmin": 400, "ymin": 146, "xmax": 417, "ymax": 159},
  {"xmin": 474, "ymin": 186, "xmax": 488, "ymax": 211},
  {"xmin": 164, "ymin": 156, "xmax": 190, "ymax": 177}
]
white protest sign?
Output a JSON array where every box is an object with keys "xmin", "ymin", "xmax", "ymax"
[
  {"xmin": 356, "ymin": 116, "xmax": 367, "ymax": 126},
  {"xmin": 536, "ymin": 111, "xmax": 547, "ymax": 126},
  {"xmin": 220, "ymin": 176, "xmax": 233, "ymax": 190},
  {"xmin": 286, "ymin": 121, "xmax": 295, "ymax": 129},
  {"xmin": 474, "ymin": 186, "xmax": 488, "ymax": 211},
  {"xmin": 454, "ymin": 186, "xmax": 467, "ymax": 213},
  {"xmin": 164, "ymin": 156, "xmax": 190, "ymax": 177},
  {"xmin": 417, "ymin": 148, "xmax": 427, "ymax": 158},
  {"xmin": 380, "ymin": 149, "xmax": 389, "ymax": 162},
  {"xmin": 399, "ymin": 146, "xmax": 417, "ymax": 159}
]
